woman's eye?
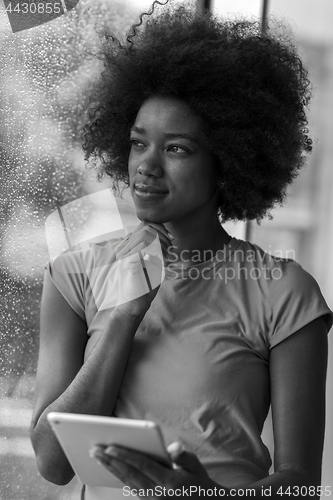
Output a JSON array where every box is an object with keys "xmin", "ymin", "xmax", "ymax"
[
  {"xmin": 167, "ymin": 145, "xmax": 190, "ymax": 154},
  {"xmin": 130, "ymin": 139, "xmax": 145, "ymax": 149}
]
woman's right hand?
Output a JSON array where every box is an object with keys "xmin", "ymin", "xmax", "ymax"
[{"xmin": 114, "ymin": 221, "xmax": 174, "ymax": 318}]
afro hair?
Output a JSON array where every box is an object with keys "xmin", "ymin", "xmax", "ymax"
[{"xmin": 82, "ymin": 0, "xmax": 312, "ymax": 222}]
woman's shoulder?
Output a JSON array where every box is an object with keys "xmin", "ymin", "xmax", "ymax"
[
  {"xmin": 44, "ymin": 237, "xmax": 123, "ymax": 319},
  {"xmin": 227, "ymin": 237, "xmax": 316, "ymax": 286},
  {"xmin": 230, "ymin": 237, "xmax": 297, "ymax": 268},
  {"xmin": 230, "ymin": 237, "xmax": 330, "ymax": 298},
  {"xmin": 229, "ymin": 239, "xmax": 333, "ymax": 345},
  {"xmin": 46, "ymin": 237, "xmax": 122, "ymax": 274}
]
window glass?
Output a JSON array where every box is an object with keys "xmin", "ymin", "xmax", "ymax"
[
  {"xmin": 0, "ymin": 1, "xmax": 145, "ymax": 497},
  {"xmin": 212, "ymin": 0, "xmax": 262, "ymax": 17}
]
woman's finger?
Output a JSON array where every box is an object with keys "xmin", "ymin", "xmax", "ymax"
[
  {"xmin": 116, "ymin": 234, "xmax": 152, "ymax": 260},
  {"xmin": 92, "ymin": 448, "xmax": 136, "ymax": 488},
  {"xmin": 103, "ymin": 446, "xmax": 175, "ymax": 486},
  {"xmin": 116, "ymin": 227, "xmax": 158, "ymax": 259},
  {"xmin": 151, "ymin": 230, "xmax": 173, "ymax": 250},
  {"xmin": 129, "ymin": 221, "xmax": 174, "ymax": 248},
  {"xmin": 145, "ymin": 222, "xmax": 174, "ymax": 243},
  {"xmin": 91, "ymin": 446, "xmax": 158, "ymax": 492},
  {"xmin": 117, "ymin": 231, "xmax": 172, "ymax": 265},
  {"xmin": 122, "ymin": 241, "xmax": 146, "ymax": 260},
  {"xmin": 113, "ymin": 223, "xmax": 152, "ymax": 255},
  {"xmin": 167, "ymin": 444, "xmax": 208, "ymax": 476}
]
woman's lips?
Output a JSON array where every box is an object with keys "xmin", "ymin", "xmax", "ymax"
[
  {"xmin": 134, "ymin": 187, "xmax": 168, "ymax": 199},
  {"xmin": 134, "ymin": 184, "xmax": 168, "ymax": 199}
]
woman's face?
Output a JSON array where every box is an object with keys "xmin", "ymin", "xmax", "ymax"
[{"xmin": 128, "ymin": 96, "xmax": 217, "ymax": 225}]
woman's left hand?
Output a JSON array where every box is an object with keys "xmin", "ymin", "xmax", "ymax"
[{"xmin": 90, "ymin": 442, "xmax": 221, "ymax": 499}]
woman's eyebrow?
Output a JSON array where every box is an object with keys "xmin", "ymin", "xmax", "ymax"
[
  {"xmin": 164, "ymin": 132, "xmax": 198, "ymax": 143},
  {"xmin": 130, "ymin": 126, "xmax": 198, "ymax": 143},
  {"xmin": 130, "ymin": 125, "xmax": 145, "ymax": 134}
]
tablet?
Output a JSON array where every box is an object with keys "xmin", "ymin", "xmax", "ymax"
[{"xmin": 47, "ymin": 412, "xmax": 171, "ymax": 488}]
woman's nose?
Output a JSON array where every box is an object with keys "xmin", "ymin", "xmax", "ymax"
[{"xmin": 137, "ymin": 152, "xmax": 163, "ymax": 177}]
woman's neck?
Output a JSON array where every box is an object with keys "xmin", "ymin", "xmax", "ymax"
[{"xmin": 164, "ymin": 213, "xmax": 231, "ymax": 265}]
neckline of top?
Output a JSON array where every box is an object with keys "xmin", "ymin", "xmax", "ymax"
[{"xmin": 163, "ymin": 237, "xmax": 243, "ymax": 279}]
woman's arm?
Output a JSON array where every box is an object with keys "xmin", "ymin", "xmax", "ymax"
[
  {"xmin": 248, "ymin": 314, "xmax": 328, "ymax": 494},
  {"xmin": 30, "ymin": 271, "xmax": 145, "ymax": 486},
  {"xmin": 30, "ymin": 222, "xmax": 171, "ymax": 486}
]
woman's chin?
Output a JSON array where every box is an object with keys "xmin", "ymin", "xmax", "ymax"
[{"xmin": 135, "ymin": 208, "xmax": 169, "ymax": 225}]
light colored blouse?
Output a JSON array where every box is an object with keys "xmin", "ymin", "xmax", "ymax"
[{"xmin": 47, "ymin": 236, "xmax": 333, "ymax": 499}]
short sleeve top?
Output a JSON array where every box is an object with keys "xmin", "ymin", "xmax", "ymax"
[{"xmin": 45, "ymin": 236, "xmax": 333, "ymax": 490}]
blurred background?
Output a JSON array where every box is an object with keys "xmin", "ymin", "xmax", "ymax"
[{"xmin": 0, "ymin": 0, "xmax": 332, "ymax": 498}]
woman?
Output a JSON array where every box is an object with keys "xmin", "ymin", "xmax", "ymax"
[{"xmin": 30, "ymin": 1, "xmax": 332, "ymax": 499}]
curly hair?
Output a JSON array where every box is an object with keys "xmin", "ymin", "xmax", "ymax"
[{"xmin": 82, "ymin": 0, "xmax": 312, "ymax": 221}]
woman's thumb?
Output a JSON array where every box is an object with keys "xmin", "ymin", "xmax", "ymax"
[{"xmin": 167, "ymin": 442, "xmax": 204, "ymax": 473}]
